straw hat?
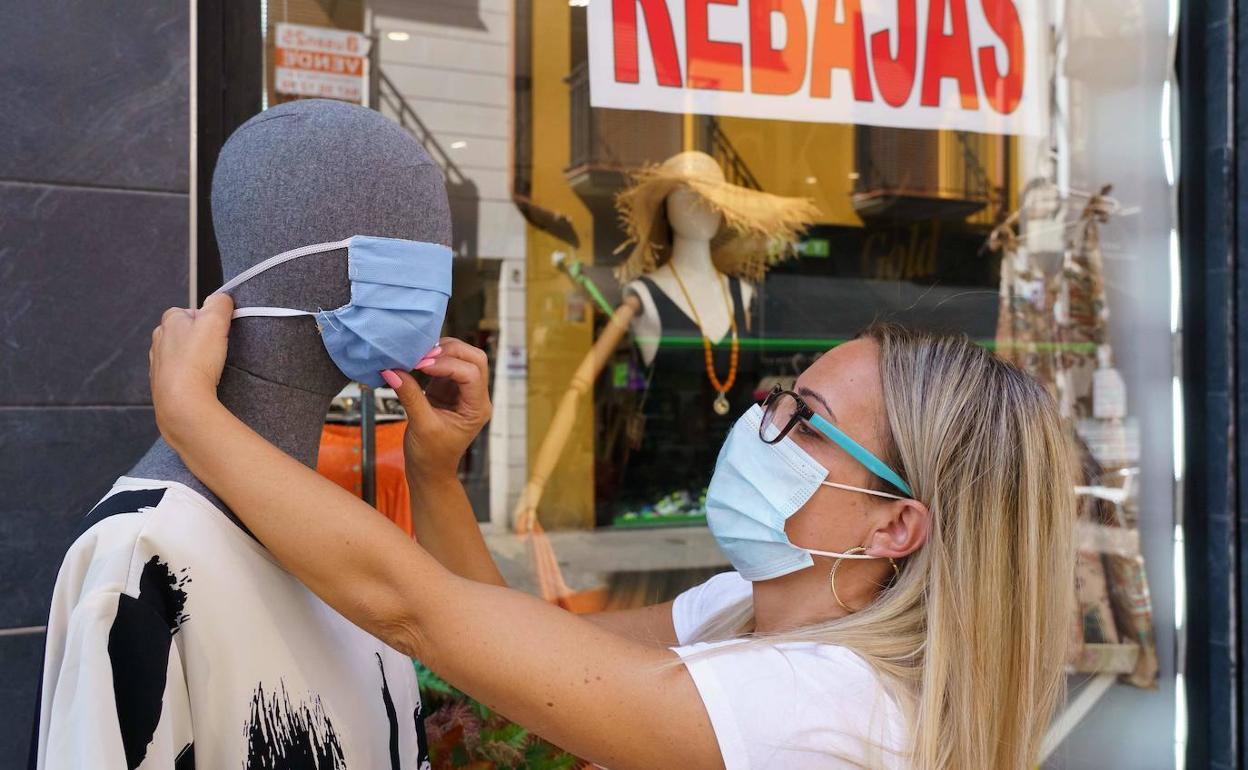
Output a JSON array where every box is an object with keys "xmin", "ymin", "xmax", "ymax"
[{"xmin": 614, "ymin": 151, "xmax": 820, "ymax": 283}]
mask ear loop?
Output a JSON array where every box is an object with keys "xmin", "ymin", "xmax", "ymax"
[
  {"xmin": 214, "ymin": 237, "xmax": 353, "ymax": 295},
  {"xmin": 828, "ymin": 546, "xmax": 900, "ymax": 613},
  {"xmin": 314, "ymin": 308, "xmax": 340, "ymax": 333},
  {"xmin": 820, "ymin": 480, "xmax": 909, "ymax": 500}
]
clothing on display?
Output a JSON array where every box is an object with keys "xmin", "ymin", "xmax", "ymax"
[
  {"xmin": 620, "ymin": 275, "xmax": 759, "ymax": 514},
  {"xmin": 318, "ymin": 421, "xmax": 414, "ymax": 536},
  {"xmin": 993, "ymin": 189, "xmax": 1158, "ymax": 688},
  {"xmin": 667, "ymin": 264, "xmax": 739, "ymax": 415},
  {"xmin": 610, "ymin": 151, "xmax": 817, "ymax": 509},
  {"xmin": 33, "ymin": 478, "xmax": 430, "ymax": 769},
  {"xmin": 512, "ymin": 150, "xmax": 817, "ymax": 593}
]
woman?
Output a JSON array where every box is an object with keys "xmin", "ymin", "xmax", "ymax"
[{"xmin": 148, "ymin": 295, "xmax": 1075, "ymax": 769}]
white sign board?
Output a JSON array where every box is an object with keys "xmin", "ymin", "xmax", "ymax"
[
  {"xmin": 275, "ymin": 23, "xmax": 371, "ymax": 104},
  {"xmin": 587, "ymin": 0, "xmax": 1048, "ymax": 135}
]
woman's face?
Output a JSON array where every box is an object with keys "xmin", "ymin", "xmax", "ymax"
[{"xmin": 780, "ymin": 339, "xmax": 897, "ymax": 553}]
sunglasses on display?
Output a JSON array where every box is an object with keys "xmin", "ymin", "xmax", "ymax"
[{"xmin": 759, "ymin": 385, "xmax": 913, "ymax": 497}]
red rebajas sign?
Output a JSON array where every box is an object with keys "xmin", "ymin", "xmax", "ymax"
[{"xmin": 587, "ymin": 0, "xmax": 1048, "ymax": 134}]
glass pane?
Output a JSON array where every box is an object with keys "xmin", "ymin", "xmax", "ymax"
[{"xmin": 362, "ymin": 0, "xmax": 1181, "ymax": 764}]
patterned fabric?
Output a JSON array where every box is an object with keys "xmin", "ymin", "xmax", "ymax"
[
  {"xmin": 33, "ymin": 477, "xmax": 431, "ymax": 768},
  {"xmin": 994, "ymin": 198, "xmax": 1158, "ymax": 688}
]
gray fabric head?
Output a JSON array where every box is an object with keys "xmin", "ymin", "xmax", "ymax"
[
  {"xmin": 211, "ymin": 98, "xmax": 452, "ymax": 395},
  {"xmin": 130, "ymin": 100, "xmax": 451, "ymax": 521}
]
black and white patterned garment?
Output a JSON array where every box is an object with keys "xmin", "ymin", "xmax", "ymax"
[{"xmin": 33, "ymin": 477, "xmax": 431, "ymax": 770}]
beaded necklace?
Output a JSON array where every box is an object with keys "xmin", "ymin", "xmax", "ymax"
[{"xmin": 668, "ymin": 263, "xmax": 739, "ymax": 415}]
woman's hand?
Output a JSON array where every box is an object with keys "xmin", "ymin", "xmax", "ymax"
[
  {"xmin": 381, "ymin": 338, "xmax": 492, "ymax": 480},
  {"xmin": 148, "ymin": 294, "xmax": 234, "ymax": 446}
]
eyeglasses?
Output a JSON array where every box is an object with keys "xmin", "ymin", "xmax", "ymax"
[{"xmin": 760, "ymin": 385, "xmax": 913, "ymax": 497}]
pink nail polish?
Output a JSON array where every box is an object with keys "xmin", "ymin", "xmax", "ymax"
[
  {"xmin": 414, "ymin": 358, "xmax": 435, "ymax": 371},
  {"xmin": 380, "ymin": 370, "xmax": 402, "ymax": 388},
  {"xmin": 428, "ymin": 345, "xmax": 444, "ymax": 357}
]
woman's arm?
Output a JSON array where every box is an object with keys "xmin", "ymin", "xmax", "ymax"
[
  {"xmin": 384, "ymin": 341, "xmax": 507, "ymax": 587},
  {"xmin": 583, "ymin": 602, "xmax": 679, "ymax": 645},
  {"xmin": 408, "ymin": 474, "xmax": 506, "ymax": 586},
  {"xmin": 148, "ymin": 298, "xmax": 723, "ymax": 770},
  {"xmin": 389, "ymin": 342, "xmax": 679, "ymax": 645}
]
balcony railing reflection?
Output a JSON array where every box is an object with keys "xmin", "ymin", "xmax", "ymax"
[
  {"xmin": 565, "ymin": 63, "xmax": 683, "ymax": 196},
  {"xmin": 853, "ymin": 126, "xmax": 1009, "ymax": 225}
]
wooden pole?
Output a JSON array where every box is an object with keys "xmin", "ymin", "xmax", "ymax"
[{"xmin": 512, "ymin": 295, "xmax": 641, "ymax": 534}]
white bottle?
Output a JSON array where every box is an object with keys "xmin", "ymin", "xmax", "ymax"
[{"xmin": 1092, "ymin": 345, "xmax": 1127, "ymax": 420}]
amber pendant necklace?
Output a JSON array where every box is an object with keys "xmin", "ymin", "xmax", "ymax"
[{"xmin": 668, "ymin": 263, "xmax": 739, "ymax": 416}]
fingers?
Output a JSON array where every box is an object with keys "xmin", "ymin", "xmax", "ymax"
[
  {"xmin": 414, "ymin": 354, "xmax": 483, "ymax": 394},
  {"xmin": 147, "ymin": 295, "xmax": 234, "ymax": 421},
  {"xmin": 158, "ymin": 295, "xmax": 233, "ymax": 338},
  {"xmin": 159, "ymin": 307, "xmax": 194, "ymax": 341},
  {"xmin": 383, "ymin": 368, "xmax": 434, "ymax": 423},
  {"xmin": 200, "ymin": 293, "xmax": 235, "ymax": 333},
  {"xmin": 435, "ymin": 338, "xmax": 489, "ymax": 382}
]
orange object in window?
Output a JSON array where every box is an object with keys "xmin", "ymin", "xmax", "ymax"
[{"xmin": 317, "ymin": 421, "xmax": 413, "ymax": 536}]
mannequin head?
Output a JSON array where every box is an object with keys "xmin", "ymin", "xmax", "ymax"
[
  {"xmin": 211, "ymin": 99, "xmax": 451, "ymax": 396},
  {"xmin": 614, "ymin": 150, "xmax": 817, "ymax": 283},
  {"xmin": 665, "ymin": 186, "xmax": 721, "ymax": 243}
]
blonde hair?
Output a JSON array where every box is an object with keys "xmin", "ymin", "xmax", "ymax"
[{"xmin": 691, "ymin": 323, "xmax": 1076, "ymax": 769}]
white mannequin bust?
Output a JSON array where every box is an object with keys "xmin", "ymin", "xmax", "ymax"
[{"xmin": 625, "ymin": 187, "xmax": 755, "ymax": 366}]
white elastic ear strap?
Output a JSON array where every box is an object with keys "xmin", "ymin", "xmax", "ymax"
[
  {"xmin": 804, "ymin": 548, "xmax": 880, "ymax": 560},
  {"xmin": 214, "ymin": 237, "xmax": 354, "ymax": 295},
  {"xmin": 821, "ymin": 480, "xmax": 908, "ymax": 501},
  {"xmin": 798, "ymin": 482, "xmax": 906, "ymax": 560},
  {"xmin": 230, "ymin": 307, "xmax": 314, "ymax": 319}
]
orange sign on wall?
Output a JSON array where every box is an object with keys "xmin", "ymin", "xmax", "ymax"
[{"xmin": 275, "ymin": 23, "xmax": 371, "ymax": 104}]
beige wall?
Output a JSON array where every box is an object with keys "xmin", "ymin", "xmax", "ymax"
[{"xmin": 523, "ymin": 0, "xmax": 596, "ymax": 529}]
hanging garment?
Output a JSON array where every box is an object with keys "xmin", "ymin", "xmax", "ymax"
[
  {"xmin": 1066, "ymin": 214, "xmax": 1158, "ymax": 689},
  {"xmin": 620, "ymin": 276, "xmax": 761, "ymax": 515},
  {"xmin": 32, "ymin": 477, "xmax": 431, "ymax": 769},
  {"xmin": 318, "ymin": 421, "xmax": 414, "ymax": 536},
  {"xmin": 1053, "ymin": 214, "xmax": 1110, "ymax": 420},
  {"xmin": 994, "ymin": 195, "xmax": 1158, "ymax": 688},
  {"xmin": 994, "ymin": 236, "xmax": 1060, "ymax": 404}
]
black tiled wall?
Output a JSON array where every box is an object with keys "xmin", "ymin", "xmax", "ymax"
[{"xmin": 0, "ymin": 0, "xmax": 189, "ymax": 760}]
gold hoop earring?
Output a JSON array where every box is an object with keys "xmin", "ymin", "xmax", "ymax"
[{"xmin": 829, "ymin": 547, "xmax": 900, "ymax": 613}]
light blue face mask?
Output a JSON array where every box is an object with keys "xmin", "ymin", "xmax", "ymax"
[
  {"xmin": 214, "ymin": 235, "xmax": 452, "ymax": 388},
  {"xmin": 705, "ymin": 405, "xmax": 911, "ymax": 582}
]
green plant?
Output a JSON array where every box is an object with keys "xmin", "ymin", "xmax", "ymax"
[{"xmin": 415, "ymin": 662, "xmax": 588, "ymax": 770}]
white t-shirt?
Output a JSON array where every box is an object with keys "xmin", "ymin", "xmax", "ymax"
[
  {"xmin": 672, "ymin": 572, "xmax": 908, "ymax": 769},
  {"xmin": 34, "ymin": 477, "xmax": 429, "ymax": 769}
]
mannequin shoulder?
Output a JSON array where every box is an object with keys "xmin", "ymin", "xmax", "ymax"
[
  {"xmin": 624, "ymin": 278, "xmax": 659, "ymax": 319},
  {"xmin": 623, "ymin": 277, "xmax": 652, "ymax": 300},
  {"xmin": 736, "ymin": 277, "xmax": 756, "ymax": 305}
]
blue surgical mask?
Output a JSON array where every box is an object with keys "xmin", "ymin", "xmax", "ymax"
[
  {"xmin": 214, "ymin": 235, "xmax": 452, "ymax": 388},
  {"xmin": 705, "ymin": 405, "xmax": 909, "ymax": 582}
]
